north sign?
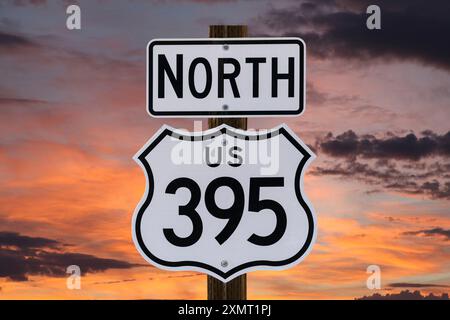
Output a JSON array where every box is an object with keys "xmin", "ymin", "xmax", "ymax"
[{"xmin": 147, "ymin": 38, "xmax": 305, "ymax": 117}]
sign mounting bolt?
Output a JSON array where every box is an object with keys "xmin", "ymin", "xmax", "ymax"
[{"xmin": 221, "ymin": 260, "xmax": 228, "ymax": 268}]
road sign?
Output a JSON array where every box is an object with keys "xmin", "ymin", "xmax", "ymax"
[
  {"xmin": 147, "ymin": 38, "xmax": 305, "ymax": 117},
  {"xmin": 132, "ymin": 124, "xmax": 316, "ymax": 282}
]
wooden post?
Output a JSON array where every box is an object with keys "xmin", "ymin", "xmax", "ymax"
[{"xmin": 207, "ymin": 25, "xmax": 248, "ymax": 300}]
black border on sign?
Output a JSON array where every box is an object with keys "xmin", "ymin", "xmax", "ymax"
[
  {"xmin": 134, "ymin": 126, "xmax": 315, "ymax": 280},
  {"xmin": 147, "ymin": 38, "xmax": 305, "ymax": 117}
]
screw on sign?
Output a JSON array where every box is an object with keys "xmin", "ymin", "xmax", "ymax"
[{"xmin": 132, "ymin": 124, "xmax": 316, "ymax": 282}]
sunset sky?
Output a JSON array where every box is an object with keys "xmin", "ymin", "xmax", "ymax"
[{"xmin": 0, "ymin": 0, "xmax": 449, "ymax": 299}]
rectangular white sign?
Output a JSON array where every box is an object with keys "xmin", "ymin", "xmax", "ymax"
[{"xmin": 147, "ymin": 38, "xmax": 305, "ymax": 117}]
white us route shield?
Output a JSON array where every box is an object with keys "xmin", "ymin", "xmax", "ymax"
[{"xmin": 132, "ymin": 124, "xmax": 316, "ymax": 282}]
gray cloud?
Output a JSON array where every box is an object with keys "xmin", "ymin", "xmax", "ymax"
[
  {"xmin": 357, "ymin": 290, "xmax": 449, "ymax": 300},
  {"xmin": 6, "ymin": 0, "xmax": 47, "ymax": 5},
  {"xmin": 255, "ymin": 0, "xmax": 450, "ymax": 70},
  {"xmin": 318, "ymin": 130, "xmax": 450, "ymax": 160},
  {"xmin": 389, "ymin": 282, "xmax": 449, "ymax": 288},
  {"xmin": 0, "ymin": 31, "xmax": 36, "ymax": 50},
  {"xmin": 0, "ymin": 93, "xmax": 48, "ymax": 106},
  {"xmin": 313, "ymin": 130, "xmax": 450, "ymax": 199},
  {"xmin": 0, "ymin": 231, "xmax": 59, "ymax": 250},
  {"xmin": 0, "ymin": 231, "xmax": 141, "ymax": 281},
  {"xmin": 2, "ymin": 0, "xmax": 76, "ymax": 6},
  {"xmin": 93, "ymin": 278, "xmax": 137, "ymax": 285},
  {"xmin": 403, "ymin": 228, "xmax": 450, "ymax": 241},
  {"xmin": 5, "ymin": 0, "xmax": 244, "ymax": 6},
  {"xmin": 312, "ymin": 159, "xmax": 450, "ymax": 200}
]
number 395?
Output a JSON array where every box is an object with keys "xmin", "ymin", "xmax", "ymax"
[{"xmin": 163, "ymin": 177, "xmax": 287, "ymax": 247}]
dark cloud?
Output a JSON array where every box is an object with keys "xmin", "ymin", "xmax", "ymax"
[
  {"xmin": 421, "ymin": 181, "xmax": 450, "ymax": 200},
  {"xmin": 318, "ymin": 130, "xmax": 450, "ymax": 161},
  {"xmin": 3, "ymin": 0, "xmax": 241, "ymax": 7},
  {"xmin": 6, "ymin": 0, "xmax": 47, "ymax": 5},
  {"xmin": 147, "ymin": 273, "xmax": 203, "ymax": 282},
  {"xmin": 0, "ymin": 231, "xmax": 140, "ymax": 281},
  {"xmin": 357, "ymin": 290, "xmax": 449, "ymax": 300},
  {"xmin": 389, "ymin": 283, "xmax": 449, "ymax": 288},
  {"xmin": 403, "ymin": 228, "xmax": 450, "ymax": 241},
  {"xmin": 312, "ymin": 133, "xmax": 450, "ymax": 199},
  {"xmin": 0, "ymin": 97, "xmax": 47, "ymax": 106},
  {"xmin": 93, "ymin": 278, "xmax": 136, "ymax": 285},
  {"xmin": 0, "ymin": 31, "xmax": 36, "ymax": 50},
  {"xmin": 1, "ymin": 0, "xmax": 74, "ymax": 7},
  {"xmin": 255, "ymin": 0, "xmax": 450, "ymax": 70},
  {"xmin": 312, "ymin": 159, "xmax": 450, "ymax": 200},
  {"xmin": 0, "ymin": 231, "xmax": 59, "ymax": 250},
  {"xmin": 176, "ymin": 0, "xmax": 237, "ymax": 2}
]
